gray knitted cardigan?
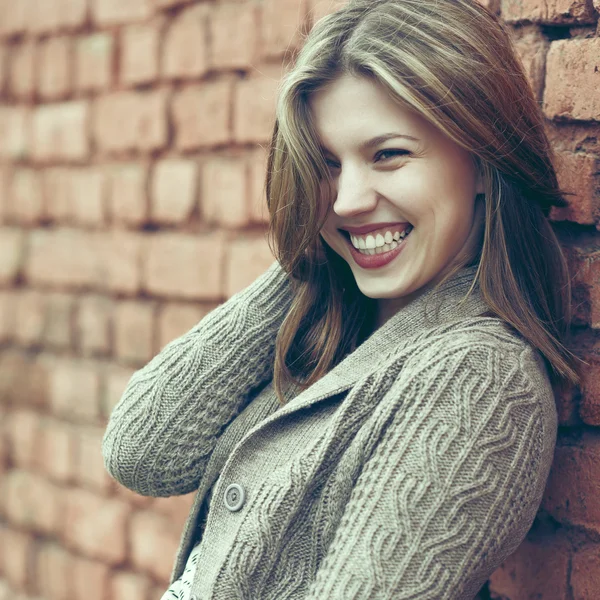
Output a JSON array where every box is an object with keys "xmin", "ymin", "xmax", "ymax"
[{"xmin": 102, "ymin": 260, "xmax": 558, "ymax": 600}]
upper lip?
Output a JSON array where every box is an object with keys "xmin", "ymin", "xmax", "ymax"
[{"xmin": 340, "ymin": 222, "xmax": 410, "ymax": 235}]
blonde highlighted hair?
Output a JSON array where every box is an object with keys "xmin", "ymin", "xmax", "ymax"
[{"xmin": 264, "ymin": 0, "xmax": 585, "ymax": 406}]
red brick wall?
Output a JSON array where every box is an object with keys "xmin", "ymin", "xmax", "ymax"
[{"xmin": 0, "ymin": 1, "xmax": 598, "ymax": 599}]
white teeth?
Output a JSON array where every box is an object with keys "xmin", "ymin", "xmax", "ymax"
[{"xmin": 349, "ymin": 226, "xmax": 412, "ymax": 250}]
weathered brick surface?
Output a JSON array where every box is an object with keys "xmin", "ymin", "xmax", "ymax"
[
  {"xmin": 93, "ymin": 90, "xmax": 168, "ymax": 154},
  {"xmin": 150, "ymin": 158, "xmax": 198, "ymax": 224},
  {"xmin": 162, "ymin": 4, "xmax": 209, "ymax": 79},
  {"xmin": 502, "ymin": 0, "xmax": 597, "ymax": 23},
  {"xmin": 37, "ymin": 36, "xmax": 72, "ymax": 100},
  {"xmin": 75, "ymin": 34, "xmax": 114, "ymax": 93},
  {"xmin": 544, "ymin": 38, "xmax": 600, "ymax": 121},
  {"xmin": 0, "ymin": 2, "xmax": 598, "ymax": 598},
  {"xmin": 172, "ymin": 80, "xmax": 233, "ymax": 150},
  {"xmin": 200, "ymin": 156, "xmax": 250, "ymax": 228},
  {"xmin": 32, "ymin": 102, "xmax": 90, "ymax": 162},
  {"xmin": 142, "ymin": 232, "xmax": 226, "ymax": 300},
  {"xmin": 63, "ymin": 488, "xmax": 130, "ymax": 564},
  {"xmin": 121, "ymin": 20, "xmax": 162, "ymax": 86}
]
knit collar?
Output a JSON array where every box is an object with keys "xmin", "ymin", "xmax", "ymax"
[{"xmin": 275, "ymin": 264, "xmax": 492, "ymax": 414}]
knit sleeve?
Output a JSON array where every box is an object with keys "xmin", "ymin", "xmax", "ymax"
[
  {"xmin": 102, "ymin": 260, "xmax": 294, "ymax": 498},
  {"xmin": 305, "ymin": 339, "xmax": 558, "ymax": 600}
]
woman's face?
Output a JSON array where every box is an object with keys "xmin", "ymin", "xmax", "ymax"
[{"xmin": 309, "ymin": 74, "xmax": 485, "ymax": 325}]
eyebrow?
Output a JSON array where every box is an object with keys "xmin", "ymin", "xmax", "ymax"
[{"xmin": 319, "ymin": 133, "xmax": 419, "ymax": 154}]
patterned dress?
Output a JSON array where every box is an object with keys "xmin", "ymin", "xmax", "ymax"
[{"xmin": 160, "ymin": 484, "xmax": 215, "ymax": 599}]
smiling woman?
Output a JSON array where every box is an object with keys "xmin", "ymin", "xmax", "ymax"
[{"xmin": 103, "ymin": 1, "xmax": 588, "ymax": 599}]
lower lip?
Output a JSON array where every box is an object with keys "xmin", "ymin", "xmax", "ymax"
[{"xmin": 344, "ymin": 229, "xmax": 412, "ymax": 269}]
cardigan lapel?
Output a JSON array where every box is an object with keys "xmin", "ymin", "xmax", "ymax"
[{"xmin": 249, "ymin": 264, "xmax": 491, "ymax": 428}]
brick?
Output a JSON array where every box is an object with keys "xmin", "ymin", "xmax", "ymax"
[
  {"xmin": 35, "ymin": 542, "xmax": 71, "ymax": 600},
  {"xmin": 101, "ymin": 364, "xmax": 136, "ymax": 420},
  {"xmin": 114, "ymin": 300, "xmax": 155, "ymax": 364},
  {"xmin": 542, "ymin": 431, "xmax": 600, "ymax": 534},
  {"xmin": 46, "ymin": 358, "xmax": 101, "ymax": 423},
  {"xmin": 143, "ymin": 232, "xmax": 226, "ymax": 300},
  {"xmin": 172, "ymin": 81, "xmax": 232, "ymax": 150},
  {"xmin": 157, "ymin": 302, "xmax": 210, "ymax": 350},
  {"xmin": 572, "ymin": 545, "xmax": 600, "ymax": 599},
  {"xmin": 67, "ymin": 168, "xmax": 107, "ymax": 226},
  {"xmin": 309, "ymin": 0, "xmax": 347, "ymax": 26},
  {"xmin": 0, "ymin": 45, "xmax": 6, "ymax": 96},
  {"xmin": 162, "ymin": 4, "xmax": 209, "ymax": 79},
  {"xmin": 76, "ymin": 295, "xmax": 113, "ymax": 356},
  {"xmin": 0, "ymin": 227, "xmax": 24, "ymax": 283},
  {"xmin": 106, "ymin": 162, "xmax": 149, "ymax": 226},
  {"xmin": 37, "ymin": 416, "xmax": 76, "ymax": 483},
  {"xmin": 0, "ymin": 291, "xmax": 17, "ymax": 342},
  {"xmin": 130, "ymin": 510, "xmax": 180, "ymax": 581},
  {"xmin": 8, "ymin": 168, "xmax": 44, "ymax": 224},
  {"xmin": 200, "ymin": 156, "xmax": 249, "ymax": 228},
  {"xmin": 151, "ymin": 492, "xmax": 195, "ymax": 531},
  {"xmin": 32, "ymin": 102, "xmax": 90, "ymax": 162},
  {"xmin": 234, "ymin": 71, "xmax": 280, "ymax": 143},
  {"xmin": 261, "ymin": 0, "xmax": 308, "ymax": 58},
  {"xmin": 71, "ymin": 556, "xmax": 110, "ymax": 600},
  {"xmin": 248, "ymin": 148, "xmax": 270, "ymax": 224},
  {"xmin": 13, "ymin": 290, "xmax": 46, "ymax": 347},
  {"xmin": 4, "ymin": 470, "xmax": 62, "ymax": 535},
  {"xmin": 549, "ymin": 151, "xmax": 600, "ymax": 226},
  {"xmin": 111, "ymin": 572, "xmax": 151, "ymax": 600},
  {"xmin": 40, "ymin": 291, "xmax": 75, "ymax": 349},
  {"xmin": 225, "ymin": 235, "xmax": 276, "ymax": 296},
  {"xmin": 25, "ymin": 228, "xmax": 104, "ymax": 288},
  {"xmin": 4, "ymin": 409, "xmax": 42, "ymax": 469},
  {"xmin": 0, "ymin": 352, "xmax": 50, "ymax": 407},
  {"xmin": 1, "ymin": 529, "xmax": 33, "ymax": 590},
  {"xmin": 208, "ymin": 2, "xmax": 259, "ymax": 70},
  {"xmin": 92, "ymin": 0, "xmax": 152, "ymax": 26},
  {"xmin": 0, "ymin": 0, "xmax": 29, "ymax": 35},
  {"xmin": 510, "ymin": 25, "xmax": 549, "ymax": 101},
  {"xmin": 31, "ymin": 0, "xmax": 88, "ymax": 33},
  {"xmin": 75, "ymin": 33, "xmax": 114, "ymax": 93},
  {"xmin": 150, "ymin": 158, "xmax": 197, "ymax": 224},
  {"xmin": 0, "ymin": 106, "xmax": 29, "ymax": 159},
  {"xmin": 93, "ymin": 90, "xmax": 168, "ymax": 154},
  {"xmin": 544, "ymin": 39, "xmax": 600, "ymax": 121},
  {"xmin": 153, "ymin": 0, "xmax": 191, "ymax": 8},
  {"xmin": 121, "ymin": 20, "xmax": 162, "ymax": 86},
  {"xmin": 8, "ymin": 41, "xmax": 35, "ymax": 99},
  {"xmin": 502, "ymin": 0, "xmax": 597, "ymax": 23},
  {"xmin": 38, "ymin": 36, "xmax": 72, "ymax": 100},
  {"xmin": 101, "ymin": 229, "xmax": 144, "ymax": 294},
  {"xmin": 579, "ymin": 356, "xmax": 600, "ymax": 425},
  {"xmin": 0, "ymin": 164, "xmax": 8, "ymax": 223},
  {"xmin": 74, "ymin": 425, "xmax": 116, "ymax": 493},
  {"xmin": 488, "ymin": 531, "xmax": 570, "ymax": 599},
  {"xmin": 63, "ymin": 488, "xmax": 129, "ymax": 564},
  {"xmin": 43, "ymin": 167, "xmax": 72, "ymax": 222}
]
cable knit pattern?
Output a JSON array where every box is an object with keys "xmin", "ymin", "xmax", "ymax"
[{"xmin": 103, "ymin": 262, "xmax": 558, "ymax": 600}]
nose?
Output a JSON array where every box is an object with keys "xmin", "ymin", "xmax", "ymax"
[{"xmin": 329, "ymin": 166, "xmax": 378, "ymax": 217}]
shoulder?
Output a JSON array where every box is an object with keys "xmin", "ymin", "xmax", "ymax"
[{"xmin": 386, "ymin": 316, "xmax": 558, "ymax": 444}]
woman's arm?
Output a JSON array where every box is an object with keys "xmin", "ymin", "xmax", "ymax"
[{"xmin": 102, "ymin": 260, "xmax": 294, "ymax": 497}]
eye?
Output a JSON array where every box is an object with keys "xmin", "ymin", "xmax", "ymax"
[
  {"xmin": 324, "ymin": 149, "xmax": 410, "ymax": 169},
  {"xmin": 374, "ymin": 149, "xmax": 410, "ymax": 161}
]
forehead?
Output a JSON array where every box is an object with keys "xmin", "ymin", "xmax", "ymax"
[{"xmin": 308, "ymin": 74, "xmax": 432, "ymax": 150}]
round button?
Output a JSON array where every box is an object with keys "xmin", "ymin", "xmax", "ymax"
[{"xmin": 224, "ymin": 483, "xmax": 246, "ymax": 512}]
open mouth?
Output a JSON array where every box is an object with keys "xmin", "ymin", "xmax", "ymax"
[{"xmin": 340, "ymin": 226, "xmax": 414, "ymax": 256}]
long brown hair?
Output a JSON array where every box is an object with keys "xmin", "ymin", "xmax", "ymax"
[{"xmin": 264, "ymin": 0, "xmax": 586, "ymax": 406}]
